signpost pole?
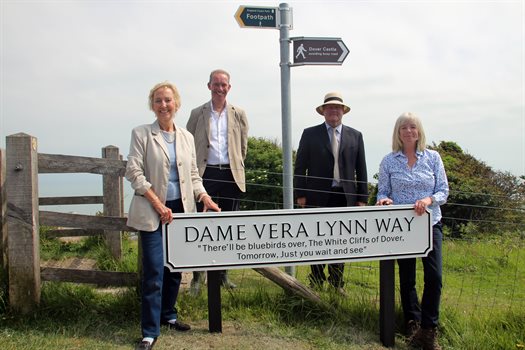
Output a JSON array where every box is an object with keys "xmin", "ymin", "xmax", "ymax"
[
  {"xmin": 232, "ymin": 5, "xmax": 395, "ymax": 345},
  {"xmin": 278, "ymin": 2, "xmax": 295, "ymax": 277}
]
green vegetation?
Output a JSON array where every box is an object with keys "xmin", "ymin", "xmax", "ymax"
[
  {"xmin": 0, "ymin": 233, "xmax": 523, "ymax": 349},
  {"xmin": 242, "ymin": 138, "xmax": 525, "ymax": 237},
  {"xmin": 242, "ymin": 137, "xmax": 286, "ymax": 210},
  {"xmin": 40, "ymin": 228, "xmax": 138, "ymax": 273},
  {"xmin": 1, "ymin": 138, "xmax": 523, "ymax": 348},
  {"xmin": 429, "ymin": 141, "xmax": 525, "ymax": 237}
]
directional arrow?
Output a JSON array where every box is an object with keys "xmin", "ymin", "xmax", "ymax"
[
  {"xmin": 291, "ymin": 37, "xmax": 350, "ymax": 66},
  {"xmin": 235, "ymin": 6, "xmax": 279, "ymax": 29},
  {"xmin": 337, "ymin": 41, "xmax": 349, "ymax": 63}
]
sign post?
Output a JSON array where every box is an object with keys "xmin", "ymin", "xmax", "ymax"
[{"xmin": 232, "ymin": 4, "xmax": 401, "ymax": 347}]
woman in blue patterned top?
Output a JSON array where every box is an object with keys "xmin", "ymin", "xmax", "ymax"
[{"xmin": 376, "ymin": 112, "xmax": 449, "ymax": 350}]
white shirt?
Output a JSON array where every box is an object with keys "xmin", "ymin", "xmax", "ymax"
[{"xmin": 207, "ymin": 101, "xmax": 229, "ymax": 165}]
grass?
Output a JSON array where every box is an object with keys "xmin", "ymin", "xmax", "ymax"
[
  {"xmin": 0, "ymin": 283, "xmax": 138, "ymax": 349},
  {"xmin": 40, "ymin": 228, "xmax": 138, "ymax": 272},
  {"xmin": 0, "ymin": 232, "xmax": 524, "ymax": 349}
]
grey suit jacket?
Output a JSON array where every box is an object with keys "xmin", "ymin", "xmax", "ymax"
[
  {"xmin": 186, "ymin": 101, "xmax": 249, "ymax": 192},
  {"xmin": 294, "ymin": 122, "xmax": 368, "ymax": 207},
  {"xmin": 125, "ymin": 120, "xmax": 206, "ymax": 232}
]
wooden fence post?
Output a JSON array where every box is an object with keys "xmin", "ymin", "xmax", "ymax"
[
  {"xmin": 102, "ymin": 145, "xmax": 122, "ymax": 259},
  {"xmin": 6, "ymin": 133, "xmax": 41, "ymax": 313},
  {"xmin": 1, "ymin": 148, "xmax": 7, "ymax": 270}
]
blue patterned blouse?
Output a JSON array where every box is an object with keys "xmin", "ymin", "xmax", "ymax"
[{"xmin": 377, "ymin": 149, "xmax": 449, "ymax": 225}]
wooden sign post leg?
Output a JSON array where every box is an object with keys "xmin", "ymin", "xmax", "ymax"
[
  {"xmin": 380, "ymin": 259, "xmax": 396, "ymax": 347},
  {"xmin": 207, "ymin": 270, "xmax": 222, "ymax": 333}
]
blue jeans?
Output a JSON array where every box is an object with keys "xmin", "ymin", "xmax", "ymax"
[
  {"xmin": 397, "ymin": 223, "xmax": 443, "ymax": 329},
  {"xmin": 140, "ymin": 199, "xmax": 183, "ymax": 339}
]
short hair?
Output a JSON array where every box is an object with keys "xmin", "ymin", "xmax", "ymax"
[
  {"xmin": 392, "ymin": 112, "xmax": 427, "ymax": 152},
  {"xmin": 208, "ymin": 69, "xmax": 230, "ymax": 84},
  {"xmin": 148, "ymin": 81, "xmax": 181, "ymax": 111}
]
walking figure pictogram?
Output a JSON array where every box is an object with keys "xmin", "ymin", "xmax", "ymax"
[{"xmin": 296, "ymin": 43, "xmax": 307, "ymax": 59}]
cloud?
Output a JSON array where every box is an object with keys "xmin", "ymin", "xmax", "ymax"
[{"xmin": 1, "ymin": 0, "xmax": 523, "ymax": 215}]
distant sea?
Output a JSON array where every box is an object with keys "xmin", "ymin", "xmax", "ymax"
[{"xmin": 39, "ymin": 173, "xmax": 132, "ymax": 215}]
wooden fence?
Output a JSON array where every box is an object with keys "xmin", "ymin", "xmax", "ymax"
[{"xmin": 1, "ymin": 133, "xmax": 138, "ymax": 314}]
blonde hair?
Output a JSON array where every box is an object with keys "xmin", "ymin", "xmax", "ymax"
[
  {"xmin": 148, "ymin": 81, "xmax": 181, "ymax": 111},
  {"xmin": 392, "ymin": 112, "xmax": 427, "ymax": 152}
]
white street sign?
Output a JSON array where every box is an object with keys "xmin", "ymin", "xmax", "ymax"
[{"xmin": 163, "ymin": 205, "xmax": 432, "ymax": 272}]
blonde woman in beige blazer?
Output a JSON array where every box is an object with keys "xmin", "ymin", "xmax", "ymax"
[
  {"xmin": 126, "ymin": 82, "xmax": 219, "ymax": 350},
  {"xmin": 126, "ymin": 120, "xmax": 210, "ymax": 231}
]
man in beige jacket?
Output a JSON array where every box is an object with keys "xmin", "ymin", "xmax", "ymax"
[{"xmin": 186, "ymin": 69, "xmax": 249, "ymax": 293}]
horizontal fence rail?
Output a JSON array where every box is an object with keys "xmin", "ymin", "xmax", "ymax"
[
  {"xmin": 43, "ymin": 228, "xmax": 106, "ymax": 238},
  {"xmin": 39, "ymin": 211, "xmax": 134, "ymax": 232},
  {"xmin": 38, "ymin": 153, "xmax": 126, "ymax": 175},
  {"xmin": 39, "ymin": 196, "xmax": 104, "ymax": 206},
  {"xmin": 40, "ymin": 267, "xmax": 138, "ymax": 287}
]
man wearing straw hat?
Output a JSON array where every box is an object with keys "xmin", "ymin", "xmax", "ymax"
[{"xmin": 294, "ymin": 92, "xmax": 368, "ymax": 296}]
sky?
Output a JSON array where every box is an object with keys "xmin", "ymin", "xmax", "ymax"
[{"xmin": 1, "ymin": 0, "xmax": 524, "ymax": 213}]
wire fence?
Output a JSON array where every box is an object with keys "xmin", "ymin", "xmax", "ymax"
[
  {"xmin": 189, "ymin": 166, "xmax": 524, "ymax": 318},
  {"xmin": 33, "ymin": 159, "xmax": 524, "ymax": 318},
  {"xmin": 218, "ymin": 235, "xmax": 524, "ymax": 319}
]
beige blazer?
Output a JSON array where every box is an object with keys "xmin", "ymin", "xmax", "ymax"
[
  {"xmin": 125, "ymin": 120, "xmax": 207, "ymax": 232},
  {"xmin": 186, "ymin": 102, "xmax": 249, "ymax": 192}
]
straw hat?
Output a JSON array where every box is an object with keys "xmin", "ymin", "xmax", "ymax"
[{"xmin": 316, "ymin": 92, "xmax": 351, "ymax": 115}]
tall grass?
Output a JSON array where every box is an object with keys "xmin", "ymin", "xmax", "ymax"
[
  {"xmin": 0, "ymin": 232, "xmax": 523, "ymax": 349},
  {"xmin": 40, "ymin": 228, "xmax": 138, "ymax": 272},
  {"xmin": 0, "ymin": 265, "xmax": 8, "ymax": 315}
]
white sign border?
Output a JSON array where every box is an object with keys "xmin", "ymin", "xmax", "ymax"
[{"xmin": 163, "ymin": 205, "xmax": 433, "ymax": 272}]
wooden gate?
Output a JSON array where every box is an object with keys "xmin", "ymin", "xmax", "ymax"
[{"xmin": 1, "ymin": 133, "xmax": 137, "ymax": 314}]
